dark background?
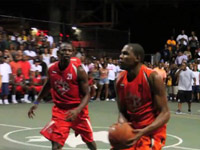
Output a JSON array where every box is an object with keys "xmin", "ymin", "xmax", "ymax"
[{"xmin": 0, "ymin": 0, "xmax": 200, "ymax": 54}]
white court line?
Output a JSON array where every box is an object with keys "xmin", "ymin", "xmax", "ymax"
[
  {"xmin": 173, "ymin": 146, "xmax": 200, "ymax": 150},
  {"xmin": 0, "ymin": 123, "xmax": 31, "ymax": 129},
  {"xmin": 163, "ymin": 134, "xmax": 182, "ymax": 148},
  {"xmin": 1, "ymin": 123, "xmax": 199, "ymax": 150}
]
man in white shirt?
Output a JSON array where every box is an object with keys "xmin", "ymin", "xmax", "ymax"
[
  {"xmin": 0, "ymin": 57, "xmax": 12, "ymax": 104},
  {"xmin": 176, "ymin": 30, "xmax": 188, "ymax": 46},
  {"xmin": 107, "ymin": 58, "xmax": 117, "ymax": 101},
  {"xmin": 175, "ymin": 61, "xmax": 196, "ymax": 114}
]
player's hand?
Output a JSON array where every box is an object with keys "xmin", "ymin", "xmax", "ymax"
[
  {"xmin": 65, "ymin": 108, "xmax": 80, "ymax": 122},
  {"xmin": 118, "ymin": 113, "xmax": 127, "ymax": 123},
  {"xmin": 28, "ymin": 105, "xmax": 38, "ymax": 119},
  {"xmin": 123, "ymin": 128, "xmax": 144, "ymax": 148}
]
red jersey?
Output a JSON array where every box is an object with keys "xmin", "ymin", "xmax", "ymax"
[
  {"xmin": 49, "ymin": 61, "xmax": 81, "ymax": 107},
  {"xmin": 70, "ymin": 57, "xmax": 81, "ymax": 67},
  {"xmin": 32, "ymin": 75, "xmax": 42, "ymax": 84},
  {"xmin": 15, "ymin": 75, "xmax": 24, "ymax": 84},
  {"xmin": 116, "ymin": 65, "xmax": 164, "ymax": 130}
]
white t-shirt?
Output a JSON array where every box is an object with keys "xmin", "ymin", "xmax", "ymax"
[
  {"xmin": 176, "ymin": 34, "xmax": 188, "ymax": 45},
  {"xmin": 192, "ymin": 71, "xmax": 200, "ymax": 85},
  {"xmin": 178, "ymin": 68, "xmax": 195, "ymax": 91},
  {"xmin": 51, "ymin": 47, "xmax": 59, "ymax": 58},
  {"xmin": 42, "ymin": 54, "xmax": 51, "ymax": 66},
  {"xmin": 0, "ymin": 63, "xmax": 12, "ymax": 83},
  {"xmin": 81, "ymin": 64, "xmax": 89, "ymax": 74},
  {"xmin": 107, "ymin": 63, "xmax": 116, "ymax": 80},
  {"xmin": 31, "ymin": 64, "xmax": 42, "ymax": 72}
]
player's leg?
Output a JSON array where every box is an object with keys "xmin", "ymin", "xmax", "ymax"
[
  {"xmin": 86, "ymin": 141, "xmax": 97, "ymax": 150},
  {"xmin": 176, "ymin": 90, "xmax": 183, "ymax": 114},
  {"xmin": 72, "ymin": 107, "xmax": 97, "ymax": 150},
  {"xmin": 186, "ymin": 91, "xmax": 192, "ymax": 113},
  {"xmin": 95, "ymin": 81, "xmax": 103, "ymax": 101},
  {"xmin": 51, "ymin": 141, "xmax": 63, "ymax": 150},
  {"xmin": 11, "ymin": 84, "xmax": 18, "ymax": 104}
]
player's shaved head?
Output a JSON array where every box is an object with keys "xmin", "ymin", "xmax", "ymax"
[{"xmin": 127, "ymin": 43, "xmax": 145, "ymax": 62}]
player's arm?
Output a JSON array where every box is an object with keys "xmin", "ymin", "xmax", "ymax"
[
  {"xmin": 114, "ymin": 80, "xmax": 128, "ymax": 123},
  {"xmin": 28, "ymin": 72, "xmax": 51, "ymax": 118},
  {"xmin": 66, "ymin": 66, "xmax": 90, "ymax": 121},
  {"xmin": 141, "ymin": 72, "xmax": 170, "ymax": 135},
  {"xmin": 77, "ymin": 66, "xmax": 90, "ymax": 110}
]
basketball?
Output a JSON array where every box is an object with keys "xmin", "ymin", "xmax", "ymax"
[{"xmin": 108, "ymin": 122, "xmax": 135, "ymax": 148}]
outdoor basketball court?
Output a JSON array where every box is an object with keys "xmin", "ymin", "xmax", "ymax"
[{"xmin": 0, "ymin": 101, "xmax": 200, "ymax": 150}]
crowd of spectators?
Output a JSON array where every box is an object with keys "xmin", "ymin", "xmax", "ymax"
[{"xmin": 0, "ymin": 26, "xmax": 200, "ymax": 107}]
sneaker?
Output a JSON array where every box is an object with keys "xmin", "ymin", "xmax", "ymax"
[
  {"xmin": 105, "ymin": 98, "xmax": 109, "ymax": 101},
  {"xmin": 0, "ymin": 100, "xmax": 3, "ymax": 104},
  {"xmin": 95, "ymin": 98, "xmax": 100, "ymax": 101},
  {"xmin": 110, "ymin": 98, "xmax": 115, "ymax": 101},
  {"xmin": 188, "ymin": 109, "xmax": 192, "ymax": 114},
  {"xmin": 175, "ymin": 110, "xmax": 183, "ymax": 115},
  {"xmin": 23, "ymin": 99, "xmax": 31, "ymax": 103},
  {"xmin": 4, "ymin": 100, "xmax": 9, "ymax": 105},
  {"xmin": 12, "ymin": 99, "xmax": 18, "ymax": 104}
]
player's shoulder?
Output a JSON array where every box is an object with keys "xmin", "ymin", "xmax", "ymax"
[
  {"xmin": 48, "ymin": 61, "xmax": 58, "ymax": 71},
  {"xmin": 142, "ymin": 65, "xmax": 156, "ymax": 78},
  {"xmin": 116, "ymin": 70, "xmax": 127, "ymax": 83}
]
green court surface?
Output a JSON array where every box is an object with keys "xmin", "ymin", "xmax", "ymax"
[{"xmin": 0, "ymin": 101, "xmax": 200, "ymax": 150}]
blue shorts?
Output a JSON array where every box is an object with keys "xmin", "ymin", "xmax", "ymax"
[
  {"xmin": 192, "ymin": 85, "xmax": 200, "ymax": 93},
  {"xmin": 1, "ymin": 83, "xmax": 9, "ymax": 96},
  {"xmin": 99, "ymin": 78, "xmax": 109, "ymax": 85}
]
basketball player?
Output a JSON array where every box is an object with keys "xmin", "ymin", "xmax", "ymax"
[
  {"xmin": 113, "ymin": 43, "xmax": 170, "ymax": 150},
  {"xmin": 28, "ymin": 42, "xmax": 97, "ymax": 150}
]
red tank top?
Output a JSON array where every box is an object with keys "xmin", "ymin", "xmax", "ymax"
[
  {"xmin": 48, "ymin": 61, "xmax": 81, "ymax": 107},
  {"xmin": 116, "ymin": 65, "xmax": 158, "ymax": 129}
]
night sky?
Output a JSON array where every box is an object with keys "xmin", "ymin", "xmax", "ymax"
[{"xmin": 1, "ymin": 0, "xmax": 200, "ymax": 54}]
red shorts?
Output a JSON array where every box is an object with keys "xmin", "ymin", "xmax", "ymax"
[
  {"xmin": 30, "ymin": 86, "xmax": 42, "ymax": 93},
  {"xmin": 111, "ymin": 126, "xmax": 166, "ymax": 150},
  {"xmin": 40, "ymin": 105, "xmax": 94, "ymax": 146},
  {"xmin": 16, "ymin": 86, "xmax": 24, "ymax": 93}
]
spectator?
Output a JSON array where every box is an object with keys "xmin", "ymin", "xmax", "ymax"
[
  {"xmin": 95, "ymin": 62, "xmax": 109, "ymax": 101},
  {"xmin": 30, "ymin": 70, "xmax": 43, "ymax": 101},
  {"xmin": 166, "ymin": 36, "xmax": 176, "ymax": 53},
  {"xmin": 192, "ymin": 64, "xmax": 200, "ymax": 102},
  {"xmin": 175, "ymin": 51, "xmax": 188, "ymax": 66},
  {"xmin": 0, "ymin": 56, "xmax": 12, "ymax": 104},
  {"xmin": 11, "ymin": 68, "xmax": 30, "ymax": 103},
  {"xmin": 175, "ymin": 61, "xmax": 195, "ymax": 114},
  {"xmin": 107, "ymin": 58, "xmax": 116, "ymax": 101},
  {"xmin": 189, "ymin": 31, "xmax": 199, "ymax": 58},
  {"xmin": 153, "ymin": 62, "xmax": 167, "ymax": 83},
  {"xmin": 160, "ymin": 44, "xmax": 170, "ymax": 62},
  {"xmin": 176, "ymin": 30, "xmax": 188, "ymax": 51}
]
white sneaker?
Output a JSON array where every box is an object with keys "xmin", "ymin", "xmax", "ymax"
[
  {"xmin": 4, "ymin": 100, "xmax": 9, "ymax": 105},
  {"xmin": 0, "ymin": 100, "xmax": 3, "ymax": 104},
  {"xmin": 23, "ymin": 99, "xmax": 31, "ymax": 103},
  {"xmin": 105, "ymin": 98, "xmax": 109, "ymax": 101},
  {"xmin": 12, "ymin": 99, "xmax": 18, "ymax": 104},
  {"xmin": 110, "ymin": 98, "xmax": 115, "ymax": 101},
  {"xmin": 95, "ymin": 98, "xmax": 100, "ymax": 101}
]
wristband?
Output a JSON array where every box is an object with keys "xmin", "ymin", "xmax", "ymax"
[{"xmin": 33, "ymin": 101, "xmax": 40, "ymax": 105}]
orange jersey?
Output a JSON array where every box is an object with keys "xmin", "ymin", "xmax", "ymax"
[{"xmin": 116, "ymin": 65, "xmax": 166, "ymax": 131}]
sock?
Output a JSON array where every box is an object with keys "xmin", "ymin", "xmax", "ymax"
[
  {"xmin": 24, "ymin": 94, "xmax": 29, "ymax": 100},
  {"xmin": 12, "ymin": 95, "xmax": 16, "ymax": 101}
]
